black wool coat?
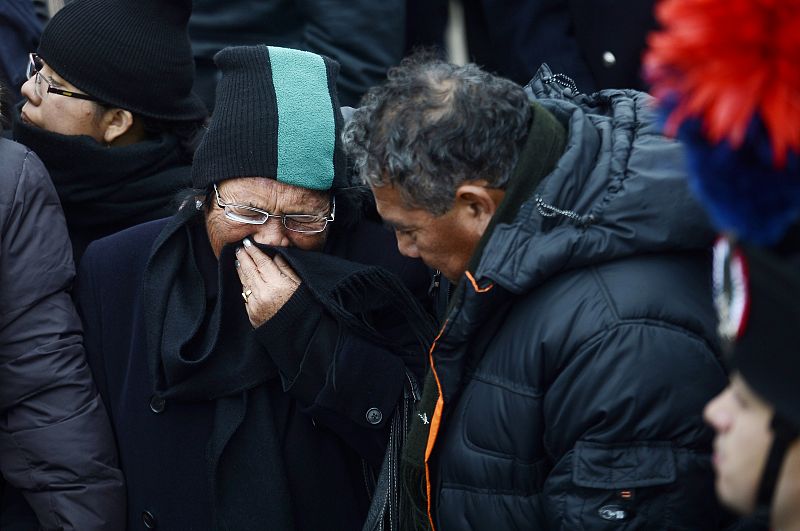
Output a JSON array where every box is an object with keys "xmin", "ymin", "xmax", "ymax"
[{"xmin": 75, "ymin": 215, "xmax": 431, "ymax": 531}]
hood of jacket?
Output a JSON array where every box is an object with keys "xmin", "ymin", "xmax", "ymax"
[{"xmin": 471, "ymin": 65, "xmax": 714, "ymax": 295}]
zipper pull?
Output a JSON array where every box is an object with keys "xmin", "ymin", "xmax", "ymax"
[{"xmin": 428, "ymin": 269, "xmax": 442, "ymax": 298}]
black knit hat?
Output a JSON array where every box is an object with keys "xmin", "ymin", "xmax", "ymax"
[
  {"xmin": 713, "ymin": 232, "xmax": 800, "ymax": 432},
  {"xmin": 37, "ymin": 0, "xmax": 207, "ymax": 121},
  {"xmin": 713, "ymin": 231, "xmax": 800, "ymax": 507},
  {"xmin": 192, "ymin": 45, "xmax": 345, "ymax": 191}
]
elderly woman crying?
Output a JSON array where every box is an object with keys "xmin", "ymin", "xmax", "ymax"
[{"xmin": 76, "ymin": 45, "xmax": 433, "ymax": 531}]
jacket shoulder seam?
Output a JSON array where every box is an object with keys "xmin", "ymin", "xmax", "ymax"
[{"xmin": 575, "ymin": 318, "xmax": 715, "ymax": 359}]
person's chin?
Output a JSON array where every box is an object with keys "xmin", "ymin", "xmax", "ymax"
[
  {"xmin": 19, "ymin": 108, "xmax": 37, "ymax": 127},
  {"xmin": 717, "ymin": 477, "xmax": 755, "ymax": 516}
]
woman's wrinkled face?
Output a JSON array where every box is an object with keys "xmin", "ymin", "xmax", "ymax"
[
  {"xmin": 704, "ymin": 374, "xmax": 774, "ymax": 515},
  {"xmin": 19, "ymin": 61, "xmax": 107, "ymax": 141},
  {"xmin": 204, "ymin": 177, "xmax": 332, "ymax": 258}
]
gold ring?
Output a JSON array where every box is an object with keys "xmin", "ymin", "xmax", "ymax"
[{"xmin": 242, "ymin": 288, "xmax": 253, "ymax": 303}]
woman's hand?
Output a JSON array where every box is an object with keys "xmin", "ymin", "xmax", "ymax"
[{"xmin": 235, "ymin": 238, "xmax": 302, "ymax": 327}]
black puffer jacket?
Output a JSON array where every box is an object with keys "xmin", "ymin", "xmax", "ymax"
[
  {"xmin": 424, "ymin": 67, "xmax": 729, "ymax": 529},
  {"xmin": 0, "ymin": 138, "xmax": 125, "ymax": 530}
]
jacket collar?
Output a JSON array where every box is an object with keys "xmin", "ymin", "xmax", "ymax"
[{"xmin": 475, "ymin": 67, "xmax": 715, "ymax": 295}]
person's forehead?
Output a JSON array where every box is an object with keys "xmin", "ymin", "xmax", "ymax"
[
  {"xmin": 731, "ymin": 374, "xmax": 774, "ymax": 415},
  {"xmin": 221, "ymin": 177, "xmax": 327, "ymax": 205},
  {"xmin": 373, "ymin": 184, "xmax": 420, "ymax": 214},
  {"xmin": 373, "ymin": 198, "xmax": 416, "ymax": 228}
]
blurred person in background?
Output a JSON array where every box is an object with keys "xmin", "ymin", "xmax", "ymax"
[
  {"xmin": 0, "ymin": 83, "xmax": 124, "ymax": 531},
  {"xmin": 189, "ymin": 0, "xmax": 405, "ymax": 110},
  {"xmin": 403, "ymin": 0, "xmax": 657, "ymax": 92},
  {"xmin": 646, "ymin": 0, "xmax": 800, "ymax": 529},
  {"xmin": 704, "ymin": 240, "xmax": 800, "ymax": 531},
  {"xmin": 12, "ymin": 0, "xmax": 207, "ymax": 263},
  {"xmin": 0, "ymin": 0, "xmax": 42, "ymax": 121},
  {"xmin": 75, "ymin": 45, "xmax": 433, "ymax": 531}
]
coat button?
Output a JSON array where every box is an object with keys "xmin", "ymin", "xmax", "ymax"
[
  {"xmin": 366, "ymin": 408, "xmax": 383, "ymax": 425},
  {"xmin": 602, "ymin": 51, "xmax": 617, "ymax": 67},
  {"xmin": 142, "ymin": 510, "xmax": 157, "ymax": 528},
  {"xmin": 149, "ymin": 395, "xmax": 166, "ymax": 414}
]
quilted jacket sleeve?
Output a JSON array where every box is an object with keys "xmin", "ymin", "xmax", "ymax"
[{"xmin": 0, "ymin": 143, "xmax": 125, "ymax": 530}]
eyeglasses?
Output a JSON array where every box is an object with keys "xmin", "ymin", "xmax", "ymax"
[
  {"xmin": 213, "ymin": 184, "xmax": 335, "ymax": 234},
  {"xmin": 26, "ymin": 53, "xmax": 104, "ymax": 103}
]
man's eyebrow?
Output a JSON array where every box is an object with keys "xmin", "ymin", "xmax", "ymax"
[{"xmin": 382, "ymin": 219, "xmax": 413, "ymax": 231}]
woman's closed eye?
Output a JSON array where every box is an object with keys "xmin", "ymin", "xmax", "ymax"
[{"xmin": 228, "ymin": 206, "xmax": 266, "ymax": 220}]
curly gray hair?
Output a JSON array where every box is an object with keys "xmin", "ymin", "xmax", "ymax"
[{"xmin": 342, "ymin": 53, "xmax": 532, "ymax": 215}]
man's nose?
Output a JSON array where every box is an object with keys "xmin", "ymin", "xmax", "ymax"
[{"xmin": 396, "ymin": 234, "xmax": 420, "ymax": 258}]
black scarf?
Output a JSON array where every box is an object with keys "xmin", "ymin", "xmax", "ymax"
[
  {"xmin": 142, "ymin": 205, "xmax": 434, "ymax": 530},
  {"xmin": 12, "ymin": 103, "xmax": 192, "ymax": 260}
]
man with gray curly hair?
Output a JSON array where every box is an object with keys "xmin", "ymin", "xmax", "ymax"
[{"xmin": 344, "ymin": 55, "xmax": 730, "ymax": 530}]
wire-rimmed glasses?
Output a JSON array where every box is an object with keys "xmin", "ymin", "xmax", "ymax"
[
  {"xmin": 213, "ymin": 184, "xmax": 335, "ymax": 234},
  {"xmin": 26, "ymin": 53, "xmax": 104, "ymax": 103}
]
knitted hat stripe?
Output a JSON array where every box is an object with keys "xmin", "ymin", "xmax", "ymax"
[
  {"xmin": 192, "ymin": 45, "xmax": 344, "ymax": 191},
  {"xmin": 268, "ymin": 46, "xmax": 335, "ymax": 191}
]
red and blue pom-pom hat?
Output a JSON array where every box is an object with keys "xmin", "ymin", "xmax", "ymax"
[
  {"xmin": 644, "ymin": 0, "xmax": 800, "ymax": 515},
  {"xmin": 645, "ymin": 0, "xmax": 800, "ymax": 245}
]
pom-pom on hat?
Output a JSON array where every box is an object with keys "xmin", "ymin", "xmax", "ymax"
[
  {"xmin": 37, "ymin": 0, "xmax": 207, "ymax": 121},
  {"xmin": 644, "ymin": 0, "xmax": 800, "ymax": 245},
  {"xmin": 192, "ymin": 45, "xmax": 345, "ymax": 192}
]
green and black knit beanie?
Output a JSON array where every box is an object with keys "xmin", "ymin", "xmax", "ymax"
[
  {"xmin": 192, "ymin": 45, "xmax": 346, "ymax": 192},
  {"xmin": 37, "ymin": 0, "xmax": 206, "ymax": 121}
]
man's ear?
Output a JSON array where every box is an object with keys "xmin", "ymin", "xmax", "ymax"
[
  {"xmin": 100, "ymin": 108, "xmax": 136, "ymax": 144},
  {"xmin": 453, "ymin": 183, "xmax": 505, "ymax": 236}
]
